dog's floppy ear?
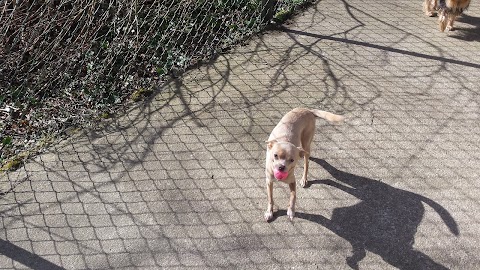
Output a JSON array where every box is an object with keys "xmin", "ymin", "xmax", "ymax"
[
  {"xmin": 297, "ymin": 147, "xmax": 309, "ymax": 158},
  {"xmin": 266, "ymin": 140, "xmax": 277, "ymax": 150}
]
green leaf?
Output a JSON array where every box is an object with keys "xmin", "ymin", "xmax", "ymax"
[
  {"xmin": 2, "ymin": 136, "xmax": 13, "ymax": 145},
  {"xmin": 156, "ymin": 67, "xmax": 166, "ymax": 75}
]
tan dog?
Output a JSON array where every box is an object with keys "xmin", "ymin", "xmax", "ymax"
[
  {"xmin": 264, "ymin": 108, "xmax": 344, "ymax": 221},
  {"xmin": 423, "ymin": 0, "xmax": 471, "ymax": 31}
]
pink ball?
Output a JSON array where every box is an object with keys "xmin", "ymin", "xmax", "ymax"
[{"xmin": 274, "ymin": 169, "xmax": 288, "ymax": 180}]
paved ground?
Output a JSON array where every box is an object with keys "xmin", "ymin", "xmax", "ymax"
[{"xmin": 2, "ymin": 0, "xmax": 480, "ymax": 269}]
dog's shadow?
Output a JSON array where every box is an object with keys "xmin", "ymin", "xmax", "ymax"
[
  {"xmin": 290, "ymin": 158, "xmax": 459, "ymax": 269},
  {"xmin": 450, "ymin": 14, "xmax": 480, "ymax": 41}
]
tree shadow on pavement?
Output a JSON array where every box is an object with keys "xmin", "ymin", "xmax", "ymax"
[
  {"xmin": 295, "ymin": 158, "xmax": 460, "ymax": 270},
  {"xmin": 0, "ymin": 239, "xmax": 65, "ymax": 270}
]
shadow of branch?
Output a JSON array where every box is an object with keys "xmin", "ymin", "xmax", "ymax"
[{"xmin": 0, "ymin": 239, "xmax": 65, "ymax": 270}]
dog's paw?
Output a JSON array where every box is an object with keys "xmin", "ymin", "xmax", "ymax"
[
  {"xmin": 264, "ymin": 211, "xmax": 274, "ymax": 222},
  {"xmin": 300, "ymin": 177, "xmax": 308, "ymax": 188},
  {"xmin": 287, "ymin": 208, "xmax": 295, "ymax": 221}
]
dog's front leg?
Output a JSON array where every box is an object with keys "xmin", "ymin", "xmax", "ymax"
[
  {"xmin": 287, "ymin": 182, "xmax": 296, "ymax": 220},
  {"xmin": 445, "ymin": 13, "xmax": 456, "ymax": 31},
  {"xmin": 264, "ymin": 179, "xmax": 274, "ymax": 221}
]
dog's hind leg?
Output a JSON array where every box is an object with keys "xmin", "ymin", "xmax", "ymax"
[
  {"xmin": 424, "ymin": 0, "xmax": 438, "ymax": 16},
  {"xmin": 300, "ymin": 150, "xmax": 310, "ymax": 188},
  {"xmin": 299, "ymin": 131, "xmax": 313, "ymax": 188}
]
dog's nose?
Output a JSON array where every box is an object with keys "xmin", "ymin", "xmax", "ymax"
[{"xmin": 278, "ymin": 165, "xmax": 285, "ymax": 171}]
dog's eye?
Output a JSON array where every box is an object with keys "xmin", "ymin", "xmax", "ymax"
[
  {"xmin": 273, "ymin": 154, "xmax": 278, "ymax": 159},
  {"xmin": 290, "ymin": 159, "xmax": 294, "ymax": 163}
]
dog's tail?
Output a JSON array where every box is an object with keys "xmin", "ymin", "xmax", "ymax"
[{"xmin": 309, "ymin": 109, "xmax": 345, "ymax": 123}]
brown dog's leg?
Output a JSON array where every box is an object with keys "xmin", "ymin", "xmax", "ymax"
[
  {"xmin": 439, "ymin": 9, "xmax": 448, "ymax": 31},
  {"xmin": 264, "ymin": 180, "xmax": 274, "ymax": 221},
  {"xmin": 446, "ymin": 14, "xmax": 456, "ymax": 31},
  {"xmin": 300, "ymin": 134, "xmax": 313, "ymax": 188},
  {"xmin": 287, "ymin": 182, "xmax": 296, "ymax": 220},
  {"xmin": 424, "ymin": 0, "xmax": 437, "ymax": 16},
  {"xmin": 300, "ymin": 151, "xmax": 310, "ymax": 188}
]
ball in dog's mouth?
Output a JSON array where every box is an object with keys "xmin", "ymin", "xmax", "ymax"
[{"xmin": 273, "ymin": 169, "xmax": 288, "ymax": 180}]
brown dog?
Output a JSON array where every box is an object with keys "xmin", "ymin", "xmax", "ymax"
[
  {"xmin": 423, "ymin": 0, "xmax": 471, "ymax": 31},
  {"xmin": 264, "ymin": 108, "xmax": 344, "ymax": 221}
]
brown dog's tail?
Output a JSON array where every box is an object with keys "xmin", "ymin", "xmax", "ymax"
[{"xmin": 309, "ymin": 109, "xmax": 345, "ymax": 123}]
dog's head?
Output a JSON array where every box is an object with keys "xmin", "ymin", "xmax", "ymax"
[{"xmin": 266, "ymin": 140, "xmax": 308, "ymax": 180}]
